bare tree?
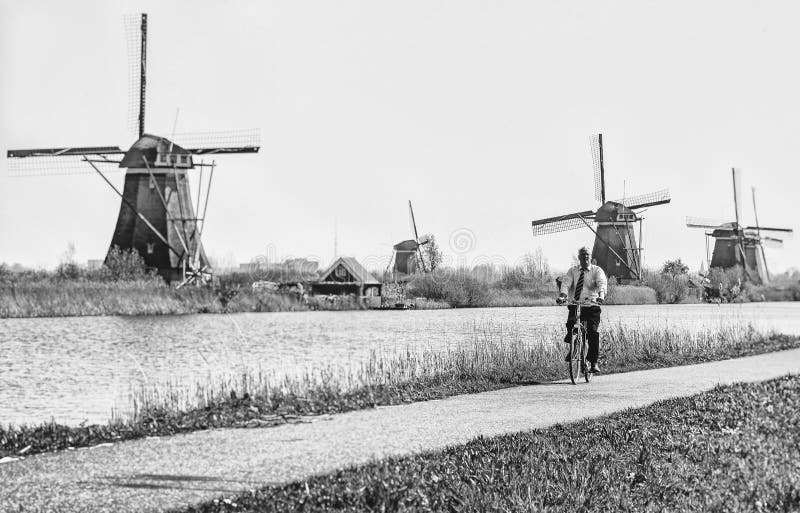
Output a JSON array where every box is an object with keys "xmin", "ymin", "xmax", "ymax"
[{"xmin": 522, "ymin": 247, "xmax": 551, "ymax": 284}]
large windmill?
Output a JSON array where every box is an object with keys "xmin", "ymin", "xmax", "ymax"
[
  {"xmin": 388, "ymin": 201, "xmax": 431, "ymax": 280},
  {"xmin": 531, "ymin": 134, "xmax": 671, "ymax": 281},
  {"xmin": 686, "ymin": 168, "xmax": 792, "ymax": 284},
  {"xmin": 6, "ymin": 13, "xmax": 260, "ymax": 286}
]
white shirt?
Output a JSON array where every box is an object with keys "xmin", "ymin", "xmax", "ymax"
[{"xmin": 559, "ymin": 264, "xmax": 608, "ymax": 301}]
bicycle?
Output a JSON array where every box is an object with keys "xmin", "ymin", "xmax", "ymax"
[{"xmin": 558, "ymin": 298, "xmax": 598, "ymax": 385}]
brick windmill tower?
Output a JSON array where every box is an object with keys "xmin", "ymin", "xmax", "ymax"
[
  {"xmin": 531, "ymin": 134, "xmax": 671, "ymax": 282},
  {"xmin": 7, "ymin": 14, "xmax": 260, "ymax": 285}
]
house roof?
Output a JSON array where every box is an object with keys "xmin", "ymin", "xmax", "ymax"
[{"xmin": 318, "ymin": 256, "xmax": 381, "ymax": 285}]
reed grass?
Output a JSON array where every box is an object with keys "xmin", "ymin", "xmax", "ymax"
[
  {"xmin": 0, "ymin": 280, "xmax": 220, "ymax": 317},
  {"xmin": 1, "ymin": 322, "xmax": 797, "ymax": 459},
  {"xmin": 129, "ymin": 321, "xmax": 781, "ymax": 420},
  {"xmin": 0, "ymin": 281, "xmax": 357, "ymax": 318}
]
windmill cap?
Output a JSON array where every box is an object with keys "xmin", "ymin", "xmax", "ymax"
[{"xmin": 120, "ymin": 134, "xmax": 191, "ymax": 168}]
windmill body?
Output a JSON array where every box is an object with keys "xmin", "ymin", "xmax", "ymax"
[
  {"xmin": 591, "ymin": 201, "xmax": 641, "ymax": 281},
  {"xmin": 532, "ymin": 134, "xmax": 670, "ymax": 282},
  {"xmin": 389, "ymin": 201, "xmax": 431, "ymax": 281},
  {"xmin": 6, "ymin": 14, "xmax": 259, "ymax": 285},
  {"xmin": 111, "ymin": 134, "xmax": 208, "ymax": 282},
  {"xmin": 392, "ymin": 239, "xmax": 420, "ymax": 277},
  {"xmin": 707, "ymin": 224, "xmax": 767, "ymax": 283},
  {"xmin": 686, "ymin": 169, "xmax": 792, "ymax": 285}
]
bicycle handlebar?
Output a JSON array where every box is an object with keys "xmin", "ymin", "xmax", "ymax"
[{"xmin": 557, "ymin": 298, "xmax": 601, "ymax": 306}]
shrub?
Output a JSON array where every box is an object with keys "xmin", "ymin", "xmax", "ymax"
[{"xmin": 642, "ymin": 269, "xmax": 696, "ymax": 304}]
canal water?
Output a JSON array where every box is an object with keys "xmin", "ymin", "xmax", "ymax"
[{"xmin": 2, "ymin": 303, "xmax": 799, "ymax": 426}]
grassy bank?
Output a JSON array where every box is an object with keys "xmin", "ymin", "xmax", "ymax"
[
  {"xmin": 174, "ymin": 374, "xmax": 800, "ymax": 512},
  {"xmin": 0, "ymin": 278, "xmax": 363, "ymax": 318},
  {"xmin": 2, "ymin": 322, "xmax": 798, "ymax": 460}
]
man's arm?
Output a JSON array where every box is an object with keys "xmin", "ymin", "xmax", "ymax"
[{"xmin": 595, "ymin": 266, "xmax": 608, "ymax": 300}]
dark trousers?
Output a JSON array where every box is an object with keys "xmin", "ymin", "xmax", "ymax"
[{"xmin": 566, "ymin": 305, "xmax": 601, "ymax": 364}]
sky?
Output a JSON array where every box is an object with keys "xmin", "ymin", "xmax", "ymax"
[{"xmin": 1, "ymin": 0, "xmax": 798, "ymax": 275}]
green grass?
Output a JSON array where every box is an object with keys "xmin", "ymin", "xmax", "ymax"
[
  {"xmin": 174, "ymin": 374, "xmax": 800, "ymax": 513},
  {"xmin": 2, "ymin": 322, "xmax": 797, "ymax": 460}
]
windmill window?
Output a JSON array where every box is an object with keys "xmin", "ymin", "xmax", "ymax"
[
  {"xmin": 335, "ymin": 266, "xmax": 347, "ymax": 278},
  {"xmin": 180, "ymin": 155, "xmax": 188, "ymax": 164},
  {"xmin": 146, "ymin": 243, "xmax": 155, "ymax": 255},
  {"xmin": 159, "ymin": 154, "xmax": 168, "ymax": 164},
  {"xmin": 616, "ymin": 213, "xmax": 636, "ymax": 222}
]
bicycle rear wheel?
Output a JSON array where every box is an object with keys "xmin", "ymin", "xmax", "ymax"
[{"xmin": 568, "ymin": 329, "xmax": 581, "ymax": 385}]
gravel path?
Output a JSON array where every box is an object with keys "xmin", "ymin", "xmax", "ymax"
[{"xmin": 3, "ymin": 349, "xmax": 799, "ymax": 513}]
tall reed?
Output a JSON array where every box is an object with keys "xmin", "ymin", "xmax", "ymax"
[{"xmin": 128, "ymin": 320, "xmax": 782, "ymax": 424}]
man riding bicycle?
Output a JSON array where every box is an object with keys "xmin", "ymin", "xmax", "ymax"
[{"xmin": 557, "ymin": 246, "xmax": 607, "ymax": 373}]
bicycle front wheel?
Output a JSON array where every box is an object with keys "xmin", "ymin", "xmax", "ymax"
[
  {"xmin": 568, "ymin": 330, "xmax": 581, "ymax": 385},
  {"xmin": 581, "ymin": 324, "xmax": 592, "ymax": 383}
]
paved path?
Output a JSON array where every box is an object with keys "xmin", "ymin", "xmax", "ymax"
[{"xmin": 3, "ymin": 349, "xmax": 800, "ymax": 513}]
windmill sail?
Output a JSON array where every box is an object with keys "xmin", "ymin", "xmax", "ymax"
[
  {"xmin": 686, "ymin": 216, "xmax": 728, "ymax": 229},
  {"xmin": 744, "ymin": 226, "xmax": 793, "ymax": 238},
  {"xmin": 590, "ymin": 134, "xmax": 605, "ymax": 203},
  {"xmin": 732, "ymin": 168, "xmax": 743, "ymax": 226},
  {"xmin": 124, "ymin": 13, "xmax": 147, "ymax": 137},
  {"xmin": 614, "ymin": 189, "xmax": 671, "ymax": 210},
  {"xmin": 173, "ymin": 129, "xmax": 261, "ymax": 154},
  {"xmin": 761, "ymin": 237, "xmax": 784, "ymax": 249},
  {"xmin": 531, "ymin": 210, "xmax": 594, "ymax": 236},
  {"xmin": 6, "ymin": 148, "xmax": 125, "ymax": 176}
]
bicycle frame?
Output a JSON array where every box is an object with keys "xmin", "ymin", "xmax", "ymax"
[{"xmin": 564, "ymin": 299, "xmax": 597, "ymax": 384}]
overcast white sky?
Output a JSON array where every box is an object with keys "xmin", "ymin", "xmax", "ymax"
[{"xmin": 1, "ymin": 0, "xmax": 798, "ymax": 274}]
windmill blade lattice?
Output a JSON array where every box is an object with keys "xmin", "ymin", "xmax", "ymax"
[
  {"xmin": 172, "ymin": 129, "xmax": 261, "ymax": 154},
  {"xmin": 614, "ymin": 189, "xmax": 671, "ymax": 210},
  {"xmin": 686, "ymin": 216, "xmax": 728, "ymax": 229},
  {"xmin": 745, "ymin": 227, "xmax": 794, "ymax": 239},
  {"xmin": 761, "ymin": 237, "xmax": 784, "ymax": 249},
  {"xmin": 732, "ymin": 168, "xmax": 744, "ymax": 226},
  {"xmin": 6, "ymin": 151, "xmax": 124, "ymax": 177},
  {"xmin": 125, "ymin": 13, "xmax": 147, "ymax": 136},
  {"xmin": 531, "ymin": 211, "xmax": 594, "ymax": 236},
  {"xmin": 590, "ymin": 134, "xmax": 605, "ymax": 202}
]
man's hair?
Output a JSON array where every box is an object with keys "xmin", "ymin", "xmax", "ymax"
[{"xmin": 578, "ymin": 246, "xmax": 590, "ymax": 255}]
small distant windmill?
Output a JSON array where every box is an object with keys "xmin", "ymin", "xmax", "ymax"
[
  {"xmin": 6, "ymin": 14, "xmax": 260, "ymax": 286},
  {"xmin": 686, "ymin": 168, "xmax": 792, "ymax": 284},
  {"xmin": 388, "ymin": 201, "xmax": 431, "ymax": 280},
  {"xmin": 531, "ymin": 134, "xmax": 671, "ymax": 281}
]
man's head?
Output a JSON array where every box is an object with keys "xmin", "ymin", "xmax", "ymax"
[{"xmin": 578, "ymin": 246, "xmax": 591, "ymax": 268}]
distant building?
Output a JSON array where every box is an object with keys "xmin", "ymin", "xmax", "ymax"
[{"xmin": 311, "ymin": 256, "xmax": 382, "ymax": 308}]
